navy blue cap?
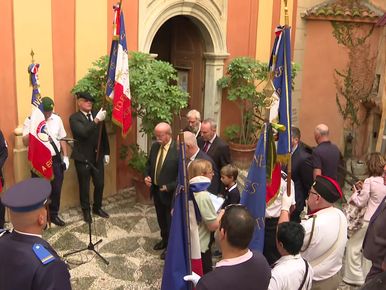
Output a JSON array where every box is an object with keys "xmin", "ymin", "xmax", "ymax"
[
  {"xmin": 1, "ymin": 178, "xmax": 51, "ymax": 212},
  {"xmin": 76, "ymin": 92, "xmax": 95, "ymax": 102}
]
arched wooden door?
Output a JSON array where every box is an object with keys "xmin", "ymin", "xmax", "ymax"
[{"xmin": 150, "ymin": 16, "xmax": 205, "ymax": 137}]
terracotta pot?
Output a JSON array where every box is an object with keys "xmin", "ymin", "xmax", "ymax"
[
  {"xmin": 229, "ymin": 142, "xmax": 257, "ymax": 170},
  {"xmin": 131, "ymin": 170, "xmax": 153, "ymax": 205}
]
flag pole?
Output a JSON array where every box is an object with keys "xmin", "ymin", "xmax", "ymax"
[
  {"xmin": 96, "ymin": 0, "xmax": 124, "ymax": 162},
  {"xmin": 283, "ymin": 0, "xmax": 292, "ymax": 197},
  {"xmin": 178, "ymin": 132, "xmax": 193, "ymax": 289}
]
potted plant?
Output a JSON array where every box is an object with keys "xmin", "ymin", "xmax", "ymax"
[
  {"xmin": 217, "ymin": 57, "xmax": 268, "ymax": 168},
  {"xmin": 120, "ymin": 144, "xmax": 151, "ymax": 204}
]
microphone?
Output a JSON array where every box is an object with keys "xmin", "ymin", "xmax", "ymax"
[{"xmin": 58, "ymin": 137, "xmax": 77, "ymax": 142}]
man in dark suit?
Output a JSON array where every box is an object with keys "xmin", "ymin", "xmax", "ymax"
[
  {"xmin": 0, "ymin": 129, "xmax": 8, "ymax": 229},
  {"xmin": 69, "ymin": 92, "xmax": 110, "ymax": 223},
  {"xmin": 0, "ymin": 178, "xmax": 71, "ymax": 290},
  {"xmin": 183, "ymin": 109, "xmax": 201, "ymax": 138},
  {"xmin": 286, "ymin": 127, "xmax": 313, "ymax": 222},
  {"xmin": 198, "ymin": 118, "xmax": 231, "ymax": 189},
  {"xmin": 144, "ymin": 122, "xmax": 178, "ymax": 259},
  {"xmin": 183, "ymin": 131, "xmax": 220, "ymax": 194},
  {"xmin": 363, "ymin": 194, "xmax": 386, "ymax": 282}
]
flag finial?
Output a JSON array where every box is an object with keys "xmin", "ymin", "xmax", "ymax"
[
  {"xmin": 283, "ymin": 0, "xmax": 289, "ymax": 26},
  {"xmin": 30, "ymin": 49, "xmax": 35, "ymax": 63}
]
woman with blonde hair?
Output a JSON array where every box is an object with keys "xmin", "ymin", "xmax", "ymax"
[
  {"xmin": 343, "ymin": 152, "xmax": 386, "ymax": 287},
  {"xmin": 188, "ymin": 159, "xmax": 224, "ymax": 274}
]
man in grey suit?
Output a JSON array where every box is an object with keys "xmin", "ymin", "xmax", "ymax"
[
  {"xmin": 144, "ymin": 122, "xmax": 178, "ymax": 259},
  {"xmin": 69, "ymin": 92, "xmax": 110, "ymax": 223},
  {"xmin": 183, "ymin": 131, "xmax": 220, "ymax": 195}
]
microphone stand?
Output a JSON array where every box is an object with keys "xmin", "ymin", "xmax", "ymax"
[{"xmin": 61, "ymin": 138, "xmax": 109, "ymax": 265}]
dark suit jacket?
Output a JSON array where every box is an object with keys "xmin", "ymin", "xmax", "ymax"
[
  {"xmin": 363, "ymin": 197, "xmax": 386, "ymax": 280},
  {"xmin": 198, "ymin": 135, "xmax": 231, "ymax": 171},
  {"xmin": 290, "ymin": 142, "xmax": 313, "ymax": 200},
  {"xmin": 195, "ymin": 150, "xmax": 221, "ymax": 195},
  {"xmin": 69, "ymin": 110, "xmax": 110, "ymax": 163},
  {"xmin": 145, "ymin": 140, "xmax": 178, "ymax": 206}
]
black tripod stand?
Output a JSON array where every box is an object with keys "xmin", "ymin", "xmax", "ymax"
[
  {"xmin": 63, "ymin": 216, "xmax": 109, "ymax": 265},
  {"xmin": 60, "ymin": 138, "xmax": 109, "ymax": 265}
]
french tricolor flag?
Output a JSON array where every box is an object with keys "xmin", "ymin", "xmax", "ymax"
[
  {"xmin": 106, "ymin": 2, "xmax": 132, "ymax": 136},
  {"xmin": 27, "ymin": 63, "xmax": 53, "ymax": 180}
]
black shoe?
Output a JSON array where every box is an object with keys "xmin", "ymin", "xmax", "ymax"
[
  {"xmin": 92, "ymin": 208, "xmax": 110, "ymax": 218},
  {"xmin": 83, "ymin": 210, "xmax": 92, "ymax": 223},
  {"xmin": 51, "ymin": 216, "xmax": 65, "ymax": 227},
  {"xmin": 153, "ymin": 240, "xmax": 167, "ymax": 251},
  {"xmin": 160, "ymin": 250, "xmax": 167, "ymax": 260}
]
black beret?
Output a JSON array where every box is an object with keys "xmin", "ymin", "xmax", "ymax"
[
  {"xmin": 41, "ymin": 96, "xmax": 54, "ymax": 112},
  {"xmin": 313, "ymin": 175, "xmax": 343, "ymax": 203},
  {"xmin": 1, "ymin": 178, "xmax": 51, "ymax": 212},
  {"xmin": 76, "ymin": 92, "xmax": 95, "ymax": 102}
]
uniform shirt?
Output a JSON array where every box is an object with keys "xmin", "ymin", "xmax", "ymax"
[
  {"xmin": 23, "ymin": 114, "xmax": 67, "ymax": 156},
  {"xmin": 269, "ymin": 254, "xmax": 314, "ymax": 290},
  {"xmin": 301, "ymin": 207, "xmax": 347, "ymax": 281},
  {"xmin": 0, "ymin": 230, "xmax": 71, "ymax": 290},
  {"xmin": 266, "ymin": 174, "xmax": 296, "ymax": 218}
]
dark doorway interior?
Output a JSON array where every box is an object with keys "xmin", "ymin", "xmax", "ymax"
[{"xmin": 150, "ymin": 16, "xmax": 205, "ymax": 135}]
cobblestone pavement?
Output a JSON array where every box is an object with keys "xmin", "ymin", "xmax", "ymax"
[{"xmin": 44, "ymin": 189, "xmax": 164, "ymax": 290}]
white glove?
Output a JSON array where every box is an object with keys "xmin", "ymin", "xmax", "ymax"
[
  {"xmin": 281, "ymin": 190, "xmax": 293, "ymax": 212},
  {"xmin": 183, "ymin": 272, "xmax": 201, "ymax": 287},
  {"xmin": 95, "ymin": 108, "xmax": 106, "ymax": 122},
  {"xmin": 63, "ymin": 156, "xmax": 69, "ymax": 171},
  {"xmin": 104, "ymin": 155, "xmax": 110, "ymax": 165}
]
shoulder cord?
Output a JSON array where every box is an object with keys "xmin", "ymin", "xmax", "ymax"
[
  {"xmin": 301, "ymin": 215, "xmax": 317, "ymax": 252},
  {"xmin": 298, "ymin": 258, "xmax": 309, "ymax": 290}
]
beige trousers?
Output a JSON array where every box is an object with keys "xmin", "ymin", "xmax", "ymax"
[
  {"xmin": 311, "ymin": 272, "xmax": 341, "ymax": 290},
  {"xmin": 343, "ymin": 221, "xmax": 371, "ymax": 285}
]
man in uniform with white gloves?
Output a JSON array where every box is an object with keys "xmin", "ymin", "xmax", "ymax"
[
  {"xmin": 279, "ymin": 175, "xmax": 347, "ymax": 290},
  {"xmin": 22, "ymin": 96, "xmax": 69, "ymax": 226},
  {"xmin": 69, "ymin": 92, "xmax": 110, "ymax": 223}
]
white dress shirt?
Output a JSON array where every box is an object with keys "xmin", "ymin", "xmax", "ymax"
[{"xmin": 269, "ymin": 254, "xmax": 313, "ymax": 290}]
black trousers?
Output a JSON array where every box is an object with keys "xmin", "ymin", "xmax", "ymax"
[
  {"xmin": 74, "ymin": 158, "xmax": 104, "ymax": 211},
  {"xmin": 201, "ymin": 249, "xmax": 213, "ymax": 274},
  {"xmin": 263, "ymin": 217, "xmax": 281, "ymax": 266},
  {"xmin": 153, "ymin": 186, "xmax": 171, "ymax": 243},
  {"xmin": 31, "ymin": 156, "xmax": 64, "ymax": 217}
]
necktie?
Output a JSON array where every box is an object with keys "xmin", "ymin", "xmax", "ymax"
[
  {"xmin": 203, "ymin": 141, "xmax": 210, "ymax": 153},
  {"xmin": 155, "ymin": 145, "xmax": 165, "ymax": 185},
  {"xmin": 87, "ymin": 113, "xmax": 92, "ymax": 122}
]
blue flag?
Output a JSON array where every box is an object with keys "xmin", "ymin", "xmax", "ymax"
[
  {"xmin": 241, "ymin": 124, "xmax": 268, "ymax": 252},
  {"xmin": 269, "ymin": 26, "xmax": 292, "ymax": 161},
  {"xmin": 161, "ymin": 142, "xmax": 191, "ymax": 290}
]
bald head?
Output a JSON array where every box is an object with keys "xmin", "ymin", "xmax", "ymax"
[
  {"xmin": 10, "ymin": 207, "xmax": 47, "ymax": 234},
  {"xmin": 154, "ymin": 122, "xmax": 172, "ymax": 145},
  {"xmin": 314, "ymin": 124, "xmax": 329, "ymax": 144}
]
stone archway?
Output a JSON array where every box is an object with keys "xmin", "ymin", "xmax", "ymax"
[{"xmin": 137, "ymin": 0, "xmax": 229, "ymax": 149}]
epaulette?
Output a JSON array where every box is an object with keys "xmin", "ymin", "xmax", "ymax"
[
  {"xmin": 32, "ymin": 243, "xmax": 56, "ymax": 265},
  {"xmin": 0, "ymin": 229, "xmax": 10, "ymax": 237}
]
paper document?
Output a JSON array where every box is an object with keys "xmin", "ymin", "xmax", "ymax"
[{"xmin": 209, "ymin": 193, "xmax": 225, "ymax": 212}]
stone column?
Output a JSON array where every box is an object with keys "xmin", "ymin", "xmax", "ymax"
[{"xmin": 203, "ymin": 52, "xmax": 229, "ymax": 132}]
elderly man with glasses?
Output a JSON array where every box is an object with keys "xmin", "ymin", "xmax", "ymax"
[{"xmin": 279, "ymin": 175, "xmax": 347, "ymax": 290}]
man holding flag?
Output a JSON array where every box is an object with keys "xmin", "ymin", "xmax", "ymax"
[{"xmin": 106, "ymin": 1, "xmax": 132, "ymax": 136}]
